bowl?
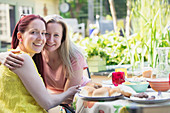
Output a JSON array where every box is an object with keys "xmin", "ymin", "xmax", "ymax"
[
  {"xmin": 122, "ymin": 81, "xmax": 149, "ymax": 93},
  {"xmin": 148, "ymin": 78, "xmax": 170, "ymax": 92}
]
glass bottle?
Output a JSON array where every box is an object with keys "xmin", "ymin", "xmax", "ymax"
[{"xmin": 156, "ymin": 47, "xmax": 170, "ymax": 78}]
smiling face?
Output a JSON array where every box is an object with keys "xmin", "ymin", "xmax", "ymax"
[
  {"xmin": 44, "ymin": 22, "xmax": 63, "ymax": 52},
  {"xmin": 19, "ymin": 19, "xmax": 46, "ymax": 56}
]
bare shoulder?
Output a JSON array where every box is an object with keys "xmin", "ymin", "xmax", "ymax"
[
  {"xmin": 14, "ymin": 53, "xmax": 34, "ymax": 71},
  {"xmin": 18, "ymin": 53, "xmax": 34, "ymax": 63},
  {"xmin": 18, "ymin": 53, "xmax": 31, "ymax": 59}
]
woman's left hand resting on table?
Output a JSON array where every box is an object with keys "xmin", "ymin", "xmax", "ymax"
[{"xmin": 0, "ymin": 50, "xmax": 24, "ymax": 70}]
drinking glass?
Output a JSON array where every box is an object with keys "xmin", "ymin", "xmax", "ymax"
[
  {"xmin": 112, "ymin": 72, "xmax": 125, "ymax": 86},
  {"xmin": 169, "ymin": 73, "xmax": 170, "ymax": 85},
  {"xmin": 156, "ymin": 47, "xmax": 170, "ymax": 79},
  {"xmin": 115, "ymin": 68, "xmax": 127, "ymax": 77}
]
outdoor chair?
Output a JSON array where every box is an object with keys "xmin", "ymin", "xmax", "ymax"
[
  {"xmin": 60, "ymin": 104, "xmax": 75, "ymax": 113},
  {"xmin": 86, "ymin": 67, "xmax": 91, "ymax": 79},
  {"xmin": 63, "ymin": 18, "xmax": 85, "ymax": 38}
]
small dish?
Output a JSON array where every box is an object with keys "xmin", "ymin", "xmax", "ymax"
[
  {"xmin": 148, "ymin": 78, "xmax": 170, "ymax": 92},
  {"xmin": 122, "ymin": 81, "xmax": 149, "ymax": 93}
]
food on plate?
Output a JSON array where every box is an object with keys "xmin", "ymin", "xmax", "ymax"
[
  {"xmin": 133, "ymin": 92, "xmax": 148, "ymax": 98},
  {"xmin": 109, "ymin": 87, "xmax": 121, "ymax": 96},
  {"xmin": 86, "ymin": 82, "xmax": 102, "ymax": 89},
  {"xmin": 123, "ymin": 81, "xmax": 148, "ymax": 85},
  {"xmin": 125, "ymin": 92, "xmax": 170, "ymax": 104},
  {"xmin": 140, "ymin": 82, "xmax": 148, "ymax": 84},
  {"xmin": 130, "ymin": 92, "xmax": 156, "ymax": 100},
  {"xmin": 92, "ymin": 87, "xmax": 109, "ymax": 97},
  {"xmin": 123, "ymin": 81, "xmax": 136, "ymax": 85},
  {"xmin": 79, "ymin": 86, "xmax": 95, "ymax": 97},
  {"xmin": 79, "ymin": 86, "xmax": 122, "ymax": 98},
  {"xmin": 103, "ymin": 87, "xmax": 112, "ymax": 91},
  {"xmin": 118, "ymin": 85, "xmax": 136, "ymax": 97},
  {"xmin": 147, "ymin": 96, "xmax": 156, "ymax": 100}
]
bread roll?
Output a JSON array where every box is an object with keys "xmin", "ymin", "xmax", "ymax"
[
  {"xmin": 142, "ymin": 70, "xmax": 152, "ymax": 78},
  {"xmin": 93, "ymin": 82, "xmax": 102, "ymax": 89},
  {"xmin": 86, "ymin": 82, "xmax": 102, "ymax": 89},
  {"xmin": 92, "ymin": 87, "xmax": 109, "ymax": 97},
  {"xmin": 103, "ymin": 87, "xmax": 112, "ymax": 92},
  {"xmin": 118, "ymin": 85, "xmax": 136, "ymax": 97},
  {"xmin": 79, "ymin": 86, "xmax": 95, "ymax": 97},
  {"xmin": 109, "ymin": 87, "xmax": 121, "ymax": 96}
]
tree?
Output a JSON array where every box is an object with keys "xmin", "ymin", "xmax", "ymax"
[
  {"xmin": 108, "ymin": 0, "xmax": 117, "ymax": 31},
  {"xmin": 70, "ymin": 0, "xmax": 83, "ymax": 18},
  {"xmin": 125, "ymin": 0, "xmax": 131, "ymax": 37},
  {"xmin": 60, "ymin": 0, "xmax": 88, "ymax": 18}
]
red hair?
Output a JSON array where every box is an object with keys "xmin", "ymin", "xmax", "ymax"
[{"xmin": 11, "ymin": 14, "xmax": 46, "ymax": 79}]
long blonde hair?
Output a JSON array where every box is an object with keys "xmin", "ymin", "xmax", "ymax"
[{"xmin": 44, "ymin": 15, "xmax": 84, "ymax": 78}]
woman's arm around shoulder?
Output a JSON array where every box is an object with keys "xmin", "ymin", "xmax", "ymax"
[{"xmin": 0, "ymin": 50, "xmax": 24, "ymax": 69}]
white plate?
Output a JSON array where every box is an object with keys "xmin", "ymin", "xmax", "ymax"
[
  {"xmin": 78, "ymin": 93, "xmax": 123, "ymax": 101},
  {"xmin": 124, "ymin": 92, "xmax": 170, "ymax": 104}
]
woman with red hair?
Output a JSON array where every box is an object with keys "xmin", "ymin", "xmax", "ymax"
[
  {"xmin": 0, "ymin": 15, "xmax": 92, "ymax": 99},
  {"xmin": 0, "ymin": 14, "xmax": 79, "ymax": 113}
]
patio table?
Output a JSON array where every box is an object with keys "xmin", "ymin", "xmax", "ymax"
[{"xmin": 73, "ymin": 88, "xmax": 170, "ymax": 113}]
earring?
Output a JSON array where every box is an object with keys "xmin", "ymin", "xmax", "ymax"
[{"xmin": 20, "ymin": 39, "xmax": 23, "ymax": 44}]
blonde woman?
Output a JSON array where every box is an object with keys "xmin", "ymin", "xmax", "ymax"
[{"xmin": 43, "ymin": 15, "xmax": 91, "ymax": 95}]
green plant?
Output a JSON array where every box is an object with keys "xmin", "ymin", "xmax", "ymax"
[
  {"xmin": 78, "ymin": 36, "xmax": 108, "ymax": 59},
  {"xmin": 74, "ymin": 0, "xmax": 170, "ymax": 69},
  {"xmin": 129, "ymin": 0, "xmax": 170, "ymax": 69},
  {"xmin": 103, "ymin": 31, "xmax": 130, "ymax": 65},
  {"xmin": 76, "ymin": 31, "xmax": 131, "ymax": 65}
]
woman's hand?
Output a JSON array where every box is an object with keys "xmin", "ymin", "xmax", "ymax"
[
  {"xmin": 62, "ymin": 85, "xmax": 80, "ymax": 104},
  {"xmin": 0, "ymin": 50, "xmax": 24, "ymax": 70},
  {"xmin": 67, "ymin": 85, "xmax": 81, "ymax": 95}
]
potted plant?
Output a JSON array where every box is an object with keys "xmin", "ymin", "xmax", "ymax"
[
  {"xmin": 76, "ymin": 31, "xmax": 131, "ymax": 72},
  {"xmin": 78, "ymin": 36, "xmax": 108, "ymax": 72},
  {"xmin": 86, "ymin": 46, "xmax": 107, "ymax": 72}
]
